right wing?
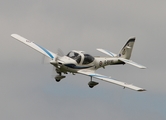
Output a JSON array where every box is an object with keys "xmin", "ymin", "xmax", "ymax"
[
  {"xmin": 11, "ymin": 34, "xmax": 56, "ymax": 59},
  {"xmin": 78, "ymin": 70, "xmax": 146, "ymax": 92}
]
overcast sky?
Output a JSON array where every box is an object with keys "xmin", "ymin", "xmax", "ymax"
[{"xmin": 0, "ymin": 0, "xmax": 166, "ymax": 120}]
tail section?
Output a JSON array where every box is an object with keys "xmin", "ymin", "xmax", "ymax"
[
  {"xmin": 119, "ymin": 37, "xmax": 135, "ymax": 59},
  {"xmin": 96, "ymin": 37, "xmax": 146, "ymax": 69}
]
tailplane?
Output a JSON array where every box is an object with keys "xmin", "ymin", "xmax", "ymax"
[
  {"xmin": 97, "ymin": 37, "xmax": 146, "ymax": 69},
  {"xmin": 119, "ymin": 37, "xmax": 135, "ymax": 59}
]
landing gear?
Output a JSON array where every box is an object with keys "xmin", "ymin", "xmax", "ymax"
[
  {"xmin": 88, "ymin": 77, "xmax": 99, "ymax": 88},
  {"xmin": 55, "ymin": 69, "xmax": 66, "ymax": 82},
  {"xmin": 55, "ymin": 78, "xmax": 60, "ymax": 82},
  {"xmin": 55, "ymin": 75, "xmax": 66, "ymax": 82}
]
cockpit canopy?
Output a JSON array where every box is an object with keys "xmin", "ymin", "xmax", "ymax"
[
  {"xmin": 67, "ymin": 51, "xmax": 94, "ymax": 65},
  {"xmin": 82, "ymin": 54, "xmax": 94, "ymax": 65},
  {"xmin": 67, "ymin": 51, "xmax": 81, "ymax": 64}
]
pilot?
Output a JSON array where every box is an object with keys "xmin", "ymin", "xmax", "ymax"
[{"xmin": 74, "ymin": 53, "xmax": 78, "ymax": 57}]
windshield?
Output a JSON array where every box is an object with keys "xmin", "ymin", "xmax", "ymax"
[{"xmin": 67, "ymin": 51, "xmax": 81, "ymax": 64}]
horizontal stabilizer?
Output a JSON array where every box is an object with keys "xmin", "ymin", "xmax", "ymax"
[
  {"xmin": 119, "ymin": 58, "xmax": 146, "ymax": 69},
  {"xmin": 97, "ymin": 48, "xmax": 117, "ymax": 57}
]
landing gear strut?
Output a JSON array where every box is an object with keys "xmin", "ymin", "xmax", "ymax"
[{"xmin": 88, "ymin": 77, "xmax": 99, "ymax": 88}]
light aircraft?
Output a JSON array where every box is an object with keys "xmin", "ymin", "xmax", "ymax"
[{"xmin": 11, "ymin": 34, "xmax": 146, "ymax": 91}]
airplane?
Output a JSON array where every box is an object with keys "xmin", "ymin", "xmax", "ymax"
[{"xmin": 11, "ymin": 34, "xmax": 146, "ymax": 91}]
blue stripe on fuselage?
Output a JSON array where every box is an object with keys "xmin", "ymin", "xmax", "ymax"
[{"xmin": 65, "ymin": 64, "xmax": 93, "ymax": 69}]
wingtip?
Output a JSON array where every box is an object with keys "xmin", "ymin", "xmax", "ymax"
[
  {"xmin": 137, "ymin": 89, "xmax": 146, "ymax": 92},
  {"xmin": 11, "ymin": 34, "xmax": 18, "ymax": 37},
  {"xmin": 140, "ymin": 66, "xmax": 147, "ymax": 69}
]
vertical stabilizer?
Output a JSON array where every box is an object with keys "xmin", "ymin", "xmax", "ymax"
[{"xmin": 119, "ymin": 38, "xmax": 135, "ymax": 59}]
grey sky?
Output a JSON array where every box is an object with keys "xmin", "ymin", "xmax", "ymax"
[{"xmin": 0, "ymin": 0, "xmax": 166, "ymax": 120}]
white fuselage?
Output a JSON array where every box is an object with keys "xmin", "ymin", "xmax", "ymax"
[{"xmin": 52, "ymin": 52, "xmax": 124, "ymax": 74}]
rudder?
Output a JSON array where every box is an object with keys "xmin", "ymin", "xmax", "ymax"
[{"xmin": 119, "ymin": 37, "xmax": 135, "ymax": 59}]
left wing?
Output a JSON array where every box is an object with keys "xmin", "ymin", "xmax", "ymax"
[{"xmin": 78, "ymin": 70, "xmax": 146, "ymax": 92}]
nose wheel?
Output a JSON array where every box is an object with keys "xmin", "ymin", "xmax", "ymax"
[
  {"xmin": 55, "ymin": 75, "xmax": 66, "ymax": 82},
  {"xmin": 55, "ymin": 69, "xmax": 66, "ymax": 82}
]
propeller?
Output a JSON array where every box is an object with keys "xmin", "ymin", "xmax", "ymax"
[
  {"xmin": 41, "ymin": 55, "xmax": 51, "ymax": 64},
  {"xmin": 57, "ymin": 48, "xmax": 64, "ymax": 57},
  {"xmin": 50, "ymin": 49, "xmax": 65, "ymax": 76},
  {"xmin": 41, "ymin": 49, "xmax": 64, "ymax": 67}
]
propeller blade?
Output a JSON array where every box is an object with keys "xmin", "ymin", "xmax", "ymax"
[
  {"xmin": 57, "ymin": 48, "xmax": 64, "ymax": 57},
  {"xmin": 41, "ymin": 55, "xmax": 51, "ymax": 64}
]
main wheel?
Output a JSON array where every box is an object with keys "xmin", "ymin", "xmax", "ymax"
[
  {"xmin": 89, "ymin": 85, "xmax": 94, "ymax": 88},
  {"xmin": 55, "ymin": 79, "xmax": 60, "ymax": 82}
]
